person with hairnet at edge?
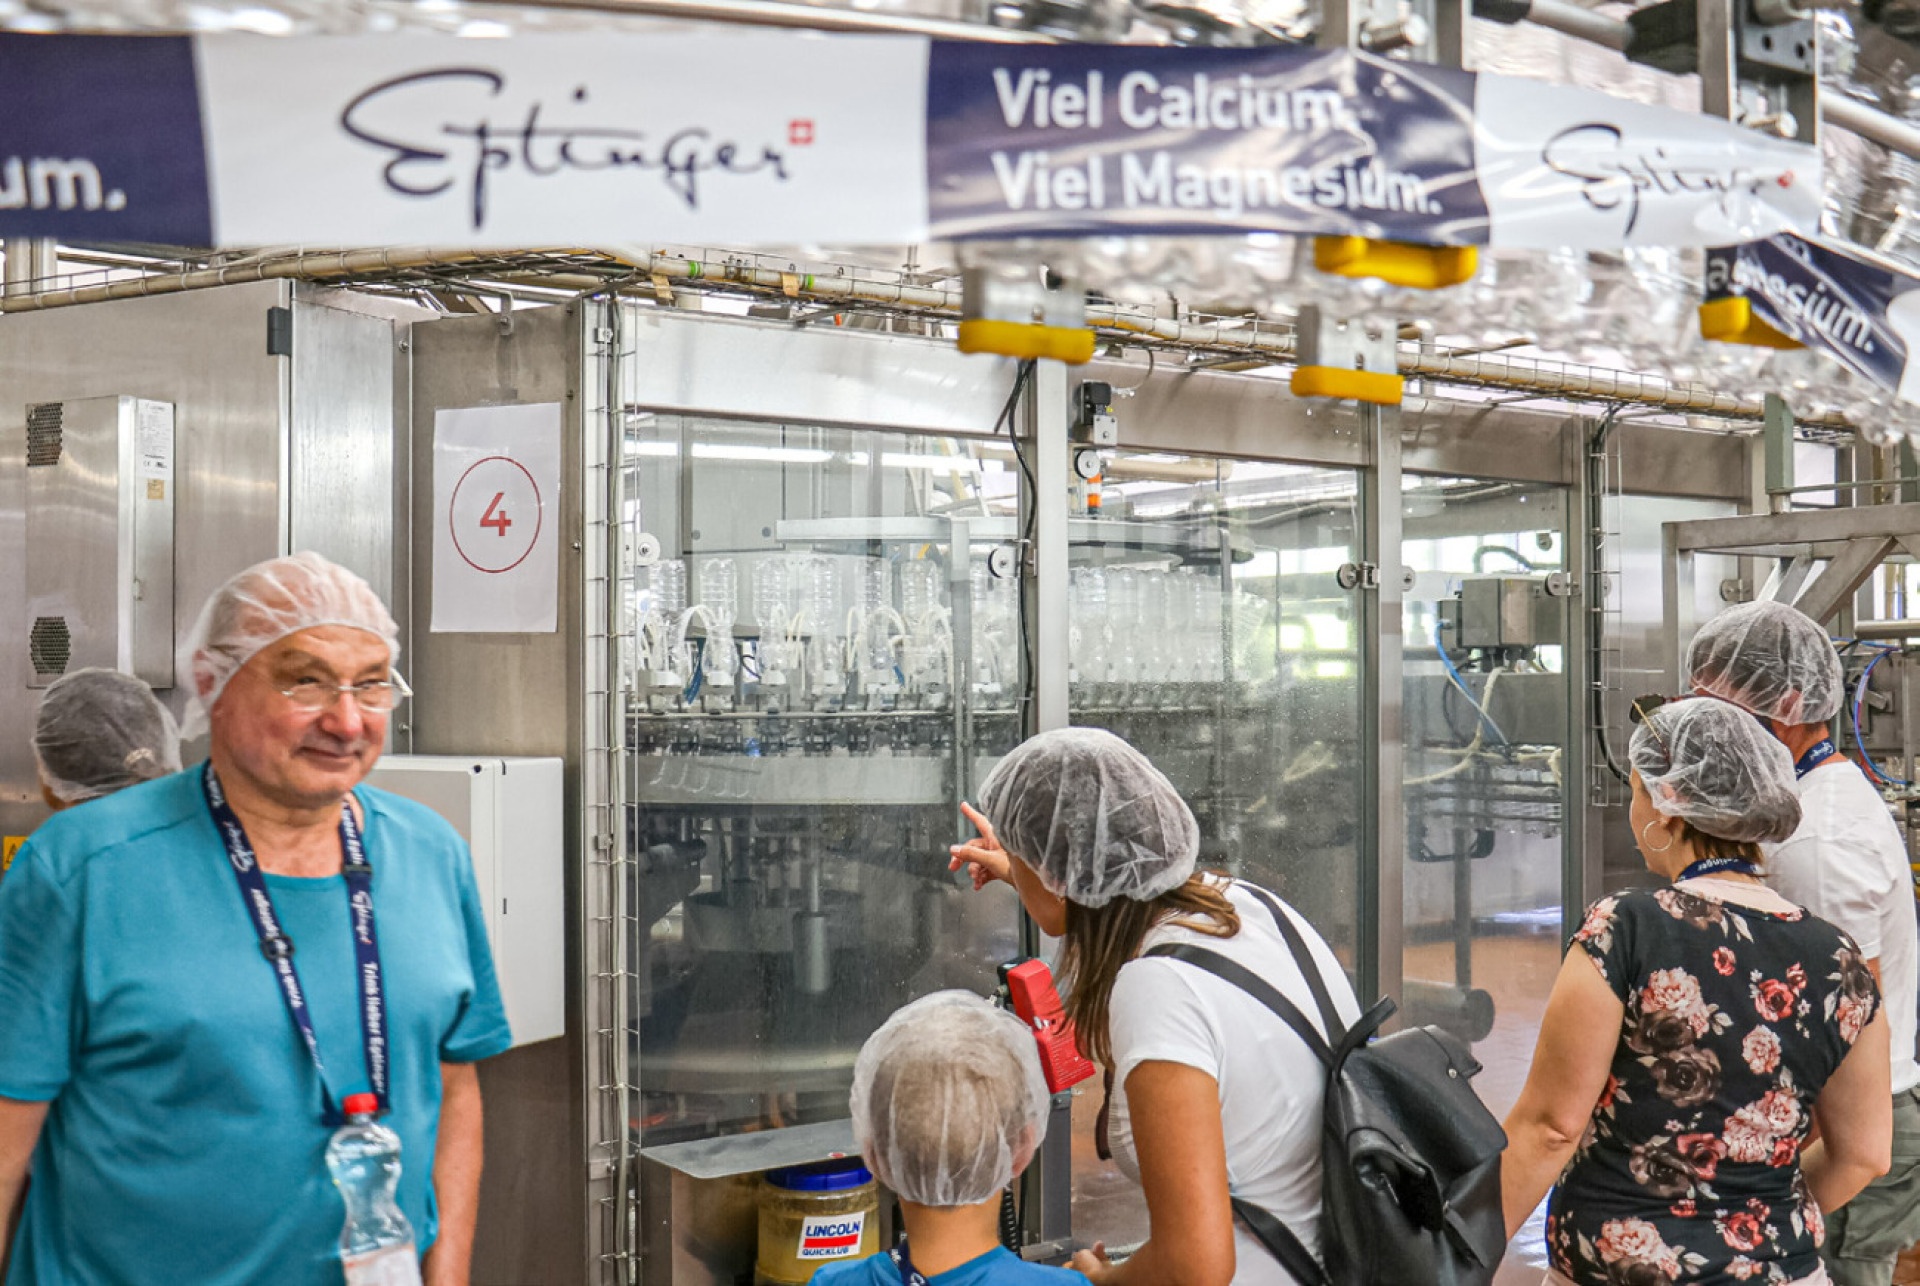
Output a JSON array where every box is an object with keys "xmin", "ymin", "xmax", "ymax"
[
  {"xmin": 948, "ymin": 727, "xmax": 1361, "ymax": 1286},
  {"xmin": 0, "ymin": 552, "xmax": 511, "ymax": 1286},
  {"xmin": 29, "ymin": 668, "xmax": 182, "ymax": 816},
  {"xmin": 812, "ymin": 991, "xmax": 1089, "ymax": 1286},
  {"xmin": 0, "ymin": 669, "xmax": 183, "ymax": 1276},
  {"xmin": 1689, "ymin": 599, "xmax": 1920, "ymax": 1286},
  {"xmin": 1502, "ymin": 697, "xmax": 1891, "ymax": 1285}
]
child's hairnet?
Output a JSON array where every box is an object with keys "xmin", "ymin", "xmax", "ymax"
[
  {"xmin": 34, "ymin": 668, "xmax": 182, "ymax": 804},
  {"xmin": 850, "ymin": 991, "xmax": 1050, "ymax": 1209},
  {"xmin": 179, "ymin": 552, "xmax": 401, "ymax": 740},
  {"xmin": 1686, "ymin": 600, "xmax": 1843, "ymax": 726},
  {"xmin": 1629, "ymin": 699, "xmax": 1802, "ymax": 845},
  {"xmin": 977, "ymin": 728, "xmax": 1198, "ymax": 909}
]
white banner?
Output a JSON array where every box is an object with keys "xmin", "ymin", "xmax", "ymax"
[
  {"xmin": 431, "ymin": 402, "xmax": 562, "ymax": 634},
  {"xmin": 1474, "ymin": 73, "xmax": 1820, "ymax": 250},
  {"xmin": 193, "ymin": 34, "xmax": 932, "ymax": 246}
]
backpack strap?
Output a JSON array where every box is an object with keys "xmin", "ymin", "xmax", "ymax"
[
  {"xmin": 1145, "ymin": 943, "xmax": 1335, "ymax": 1067},
  {"xmin": 1232, "ymin": 1197, "xmax": 1333, "ymax": 1286},
  {"xmin": 1237, "ymin": 883, "xmax": 1346, "ymax": 1042}
]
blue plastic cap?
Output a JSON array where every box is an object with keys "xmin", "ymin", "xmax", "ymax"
[{"xmin": 764, "ymin": 1158, "xmax": 873, "ymax": 1192}]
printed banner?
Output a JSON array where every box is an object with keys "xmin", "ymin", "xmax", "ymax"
[
  {"xmin": 1707, "ymin": 234, "xmax": 1920, "ymax": 406},
  {"xmin": 193, "ymin": 33, "xmax": 930, "ymax": 245},
  {"xmin": 1474, "ymin": 74, "xmax": 1821, "ymax": 249},
  {"xmin": 0, "ymin": 32, "xmax": 1823, "ymax": 250},
  {"xmin": 0, "ymin": 35, "xmax": 213, "ymax": 244},
  {"xmin": 925, "ymin": 44, "xmax": 1486, "ymax": 242}
]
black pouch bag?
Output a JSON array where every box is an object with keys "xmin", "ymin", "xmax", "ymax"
[{"xmin": 1145, "ymin": 885, "xmax": 1508, "ymax": 1286}]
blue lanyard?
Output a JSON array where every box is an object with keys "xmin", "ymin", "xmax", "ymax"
[
  {"xmin": 1795, "ymin": 737, "xmax": 1841, "ymax": 780},
  {"xmin": 1677, "ymin": 855, "xmax": 1763, "ymax": 881},
  {"xmin": 202, "ymin": 764, "xmax": 390, "ymax": 1126},
  {"xmin": 888, "ymin": 1244, "xmax": 930, "ymax": 1286}
]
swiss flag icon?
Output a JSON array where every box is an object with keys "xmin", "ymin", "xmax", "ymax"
[{"xmin": 789, "ymin": 119, "xmax": 815, "ymax": 146}]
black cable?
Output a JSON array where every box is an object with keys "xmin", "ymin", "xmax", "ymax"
[
  {"xmin": 1587, "ymin": 408, "xmax": 1631, "ymax": 785},
  {"xmin": 999, "ymin": 1186, "xmax": 1021, "ymax": 1251},
  {"xmin": 994, "ymin": 360, "xmax": 1040, "ymax": 729}
]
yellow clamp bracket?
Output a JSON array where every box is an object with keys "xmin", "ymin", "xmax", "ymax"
[
  {"xmin": 957, "ymin": 319, "xmax": 1097, "ymax": 366},
  {"xmin": 1698, "ymin": 296, "xmax": 1802, "ymax": 350},
  {"xmin": 1291, "ymin": 366, "xmax": 1405, "ymax": 406},
  {"xmin": 1313, "ymin": 237, "xmax": 1479, "ymax": 290}
]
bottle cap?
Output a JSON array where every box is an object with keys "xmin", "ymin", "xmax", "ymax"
[{"xmin": 342, "ymin": 1093, "xmax": 380, "ymax": 1118}]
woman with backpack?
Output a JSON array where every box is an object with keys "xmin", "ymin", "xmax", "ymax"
[
  {"xmin": 949, "ymin": 727, "xmax": 1361, "ymax": 1286},
  {"xmin": 1502, "ymin": 697, "xmax": 1894, "ymax": 1285}
]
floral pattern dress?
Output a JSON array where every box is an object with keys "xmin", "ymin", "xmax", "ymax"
[{"xmin": 1548, "ymin": 886, "xmax": 1881, "ymax": 1286}]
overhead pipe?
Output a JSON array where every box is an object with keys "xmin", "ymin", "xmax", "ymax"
[
  {"xmin": 0, "ymin": 245, "xmax": 1835, "ymax": 423},
  {"xmin": 2, "ymin": 238, "xmax": 58, "ymax": 297},
  {"xmin": 1507, "ymin": 0, "xmax": 1920, "ymax": 162},
  {"xmin": 492, "ymin": 0, "xmax": 1053, "ymax": 38}
]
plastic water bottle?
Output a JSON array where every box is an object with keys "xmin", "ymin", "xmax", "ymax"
[{"xmin": 326, "ymin": 1093, "xmax": 422, "ymax": 1286}]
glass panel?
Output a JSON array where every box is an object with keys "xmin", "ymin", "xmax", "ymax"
[
  {"xmin": 621, "ymin": 414, "xmax": 1024, "ymax": 1148},
  {"xmin": 1400, "ymin": 477, "xmax": 1570, "ymax": 1121},
  {"xmin": 1063, "ymin": 456, "xmax": 1365, "ymax": 1252}
]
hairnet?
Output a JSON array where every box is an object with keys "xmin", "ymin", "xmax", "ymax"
[
  {"xmin": 179, "ymin": 552, "xmax": 401, "ymax": 741},
  {"xmin": 34, "ymin": 668, "xmax": 182, "ymax": 804},
  {"xmin": 850, "ymin": 991, "xmax": 1050, "ymax": 1208},
  {"xmin": 1629, "ymin": 699, "xmax": 1802, "ymax": 845},
  {"xmin": 977, "ymin": 727, "xmax": 1198, "ymax": 909},
  {"xmin": 1686, "ymin": 600, "xmax": 1843, "ymax": 725}
]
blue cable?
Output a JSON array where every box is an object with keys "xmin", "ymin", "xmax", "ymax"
[
  {"xmin": 1433, "ymin": 617, "xmax": 1510, "ymax": 746},
  {"xmin": 1852, "ymin": 650, "xmax": 1910, "ymax": 786}
]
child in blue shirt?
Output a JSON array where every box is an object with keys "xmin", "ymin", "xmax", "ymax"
[{"xmin": 812, "ymin": 992, "xmax": 1090, "ymax": 1286}]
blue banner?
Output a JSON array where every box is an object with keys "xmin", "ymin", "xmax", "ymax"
[
  {"xmin": 1706, "ymin": 234, "xmax": 1915, "ymax": 398},
  {"xmin": 926, "ymin": 44, "xmax": 1488, "ymax": 243},
  {"xmin": 0, "ymin": 34, "xmax": 213, "ymax": 245}
]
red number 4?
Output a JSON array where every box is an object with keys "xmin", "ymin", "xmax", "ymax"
[{"xmin": 481, "ymin": 492, "xmax": 512, "ymax": 536}]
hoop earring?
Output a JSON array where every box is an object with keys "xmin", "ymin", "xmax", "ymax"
[{"xmin": 1642, "ymin": 820, "xmax": 1675, "ymax": 854}]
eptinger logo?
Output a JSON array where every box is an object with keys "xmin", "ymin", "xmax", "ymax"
[{"xmin": 797, "ymin": 1212, "xmax": 865, "ymax": 1261}]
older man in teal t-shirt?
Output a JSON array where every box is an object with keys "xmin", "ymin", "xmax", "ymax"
[{"xmin": 0, "ymin": 553, "xmax": 511, "ymax": 1286}]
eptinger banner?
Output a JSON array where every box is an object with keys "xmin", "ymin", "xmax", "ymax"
[
  {"xmin": 1708, "ymin": 233, "xmax": 1920, "ymax": 408},
  {"xmin": 0, "ymin": 32, "xmax": 1820, "ymax": 250}
]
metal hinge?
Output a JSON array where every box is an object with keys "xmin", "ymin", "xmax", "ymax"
[
  {"xmin": 1337, "ymin": 562, "xmax": 1380, "ymax": 591},
  {"xmin": 266, "ymin": 306, "xmax": 293, "ymax": 357}
]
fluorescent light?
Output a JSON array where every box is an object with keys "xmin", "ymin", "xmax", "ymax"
[
  {"xmin": 695, "ymin": 444, "xmax": 836, "ymax": 463},
  {"xmin": 625, "ymin": 441, "xmax": 677, "ymax": 457},
  {"xmin": 883, "ymin": 452, "xmax": 985, "ymax": 473}
]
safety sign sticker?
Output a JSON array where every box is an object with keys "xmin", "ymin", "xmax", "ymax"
[
  {"xmin": 431, "ymin": 402, "xmax": 561, "ymax": 634},
  {"xmin": 797, "ymin": 1212, "xmax": 866, "ymax": 1261}
]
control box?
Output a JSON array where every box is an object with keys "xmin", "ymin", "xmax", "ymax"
[
  {"xmin": 368, "ymin": 755, "xmax": 565, "ymax": 1047},
  {"xmin": 1001, "ymin": 958, "xmax": 1097, "ymax": 1093}
]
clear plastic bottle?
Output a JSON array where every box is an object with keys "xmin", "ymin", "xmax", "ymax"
[
  {"xmin": 326, "ymin": 1093, "xmax": 421, "ymax": 1286},
  {"xmin": 698, "ymin": 558, "xmax": 739, "ymax": 687}
]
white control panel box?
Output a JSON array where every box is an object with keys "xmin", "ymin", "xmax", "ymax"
[{"xmin": 368, "ymin": 755, "xmax": 565, "ymax": 1047}]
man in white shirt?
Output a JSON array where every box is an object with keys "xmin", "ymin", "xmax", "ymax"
[{"xmin": 1690, "ymin": 599, "xmax": 1920, "ymax": 1286}]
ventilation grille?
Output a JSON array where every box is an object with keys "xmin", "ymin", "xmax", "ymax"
[
  {"xmin": 29, "ymin": 617, "xmax": 71, "ymax": 680},
  {"xmin": 26, "ymin": 402, "xmax": 62, "ymax": 468}
]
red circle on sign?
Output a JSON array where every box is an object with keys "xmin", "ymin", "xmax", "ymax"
[{"xmin": 450, "ymin": 456, "xmax": 543, "ymax": 574}]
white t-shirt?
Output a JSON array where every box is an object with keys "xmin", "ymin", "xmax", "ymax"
[
  {"xmin": 1764, "ymin": 759, "xmax": 1920, "ymax": 1095},
  {"xmin": 1104, "ymin": 878, "xmax": 1362, "ymax": 1286}
]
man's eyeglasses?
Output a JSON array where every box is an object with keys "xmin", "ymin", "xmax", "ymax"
[{"xmin": 278, "ymin": 672, "xmax": 413, "ymax": 713}]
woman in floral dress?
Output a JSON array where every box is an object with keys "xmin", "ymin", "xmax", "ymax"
[{"xmin": 1502, "ymin": 697, "xmax": 1894, "ymax": 1285}]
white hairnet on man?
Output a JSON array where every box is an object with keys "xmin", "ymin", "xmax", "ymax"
[
  {"xmin": 976, "ymin": 727, "xmax": 1199, "ymax": 909},
  {"xmin": 850, "ymin": 991, "xmax": 1050, "ymax": 1209},
  {"xmin": 177, "ymin": 550, "xmax": 402, "ymax": 740},
  {"xmin": 33, "ymin": 668, "xmax": 182, "ymax": 805},
  {"xmin": 1686, "ymin": 600, "xmax": 1843, "ymax": 726},
  {"xmin": 1628, "ymin": 698, "xmax": 1802, "ymax": 845}
]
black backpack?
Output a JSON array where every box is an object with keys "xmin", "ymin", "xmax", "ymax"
[{"xmin": 1144, "ymin": 885, "xmax": 1508, "ymax": 1286}]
